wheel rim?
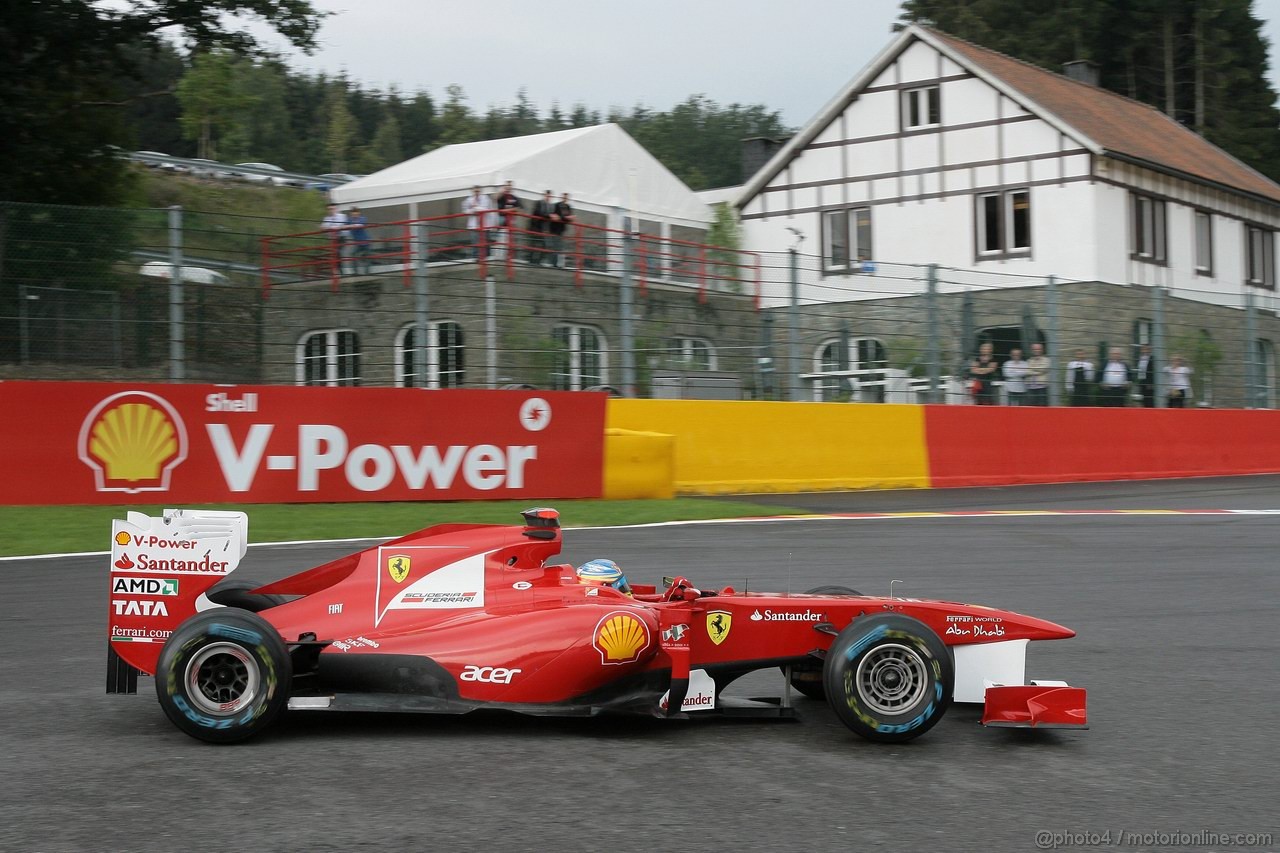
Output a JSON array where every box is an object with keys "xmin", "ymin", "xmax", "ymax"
[
  {"xmin": 185, "ymin": 642, "xmax": 260, "ymax": 716},
  {"xmin": 855, "ymin": 642, "xmax": 929, "ymax": 715}
]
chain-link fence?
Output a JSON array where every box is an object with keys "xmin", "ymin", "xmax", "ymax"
[{"xmin": 2, "ymin": 200, "xmax": 1277, "ymax": 408}]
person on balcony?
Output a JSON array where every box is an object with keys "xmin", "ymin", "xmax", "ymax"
[
  {"xmin": 320, "ymin": 203, "xmax": 349, "ymax": 274},
  {"xmin": 494, "ymin": 181, "xmax": 523, "ymax": 261},
  {"xmin": 549, "ymin": 192, "xmax": 575, "ymax": 269},
  {"xmin": 462, "ymin": 186, "xmax": 495, "ymax": 259},
  {"xmin": 529, "ymin": 190, "xmax": 555, "ymax": 266}
]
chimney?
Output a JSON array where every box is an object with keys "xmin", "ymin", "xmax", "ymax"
[
  {"xmin": 1062, "ymin": 60, "xmax": 1100, "ymax": 87},
  {"xmin": 741, "ymin": 136, "xmax": 789, "ymax": 181}
]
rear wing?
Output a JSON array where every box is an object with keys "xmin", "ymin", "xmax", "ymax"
[{"xmin": 107, "ymin": 509, "xmax": 248, "ymax": 693}]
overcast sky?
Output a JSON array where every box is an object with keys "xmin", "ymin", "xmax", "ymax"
[{"xmin": 248, "ymin": 0, "xmax": 1280, "ymax": 128}]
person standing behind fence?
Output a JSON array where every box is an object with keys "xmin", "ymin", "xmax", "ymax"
[
  {"xmin": 346, "ymin": 206, "xmax": 370, "ymax": 274},
  {"xmin": 462, "ymin": 186, "xmax": 494, "ymax": 259},
  {"xmin": 321, "ymin": 203, "xmax": 349, "ymax": 273},
  {"xmin": 1065, "ymin": 349, "xmax": 1095, "ymax": 406},
  {"xmin": 494, "ymin": 180, "xmax": 523, "ymax": 260},
  {"xmin": 529, "ymin": 190, "xmax": 554, "ymax": 265},
  {"xmin": 967, "ymin": 341, "xmax": 999, "ymax": 405},
  {"xmin": 1164, "ymin": 354, "xmax": 1193, "ymax": 407},
  {"xmin": 1002, "ymin": 348, "xmax": 1029, "ymax": 406},
  {"xmin": 1135, "ymin": 343, "xmax": 1156, "ymax": 407},
  {"xmin": 550, "ymin": 192, "xmax": 575, "ymax": 268},
  {"xmin": 1025, "ymin": 342, "xmax": 1050, "ymax": 405},
  {"xmin": 1098, "ymin": 347, "xmax": 1132, "ymax": 407}
]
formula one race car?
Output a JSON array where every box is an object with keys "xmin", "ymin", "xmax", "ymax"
[{"xmin": 105, "ymin": 508, "xmax": 1087, "ymax": 744}]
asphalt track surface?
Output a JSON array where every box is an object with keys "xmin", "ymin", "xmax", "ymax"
[{"xmin": 3, "ymin": 477, "xmax": 1279, "ymax": 852}]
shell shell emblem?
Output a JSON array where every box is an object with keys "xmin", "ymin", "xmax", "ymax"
[
  {"xmin": 78, "ymin": 392, "xmax": 188, "ymax": 493},
  {"xmin": 592, "ymin": 611, "xmax": 650, "ymax": 665}
]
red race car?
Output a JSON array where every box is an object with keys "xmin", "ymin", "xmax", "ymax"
[{"xmin": 105, "ymin": 508, "xmax": 1087, "ymax": 743}]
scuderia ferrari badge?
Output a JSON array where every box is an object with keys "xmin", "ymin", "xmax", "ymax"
[{"xmin": 387, "ymin": 554, "xmax": 412, "ymax": 583}]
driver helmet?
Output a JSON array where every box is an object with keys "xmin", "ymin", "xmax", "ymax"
[{"xmin": 576, "ymin": 559, "xmax": 632, "ymax": 596}]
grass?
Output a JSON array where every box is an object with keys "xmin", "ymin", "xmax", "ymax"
[{"xmin": 0, "ymin": 498, "xmax": 806, "ymax": 558}]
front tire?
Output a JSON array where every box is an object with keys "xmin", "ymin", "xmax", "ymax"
[
  {"xmin": 823, "ymin": 613, "xmax": 952, "ymax": 743},
  {"xmin": 155, "ymin": 609, "xmax": 291, "ymax": 744}
]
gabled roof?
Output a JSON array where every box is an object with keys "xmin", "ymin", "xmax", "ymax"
[
  {"xmin": 332, "ymin": 123, "xmax": 712, "ymax": 226},
  {"xmin": 738, "ymin": 24, "xmax": 1280, "ymax": 208}
]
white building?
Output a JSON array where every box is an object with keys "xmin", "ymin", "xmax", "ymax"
[{"xmin": 736, "ymin": 24, "xmax": 1280, "ymax": 310}]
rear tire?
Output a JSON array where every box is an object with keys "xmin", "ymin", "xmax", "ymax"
[
  {"xmin": 155, "ymin": 609, "xmax": 291, "ymax": 744},
  {"xmin": 785, "ymin": 586, "xmax": 862, "ymax": 700},
  {"xmin": 823, "ymin": 613, "xmax": 952, "ymax": 743}
]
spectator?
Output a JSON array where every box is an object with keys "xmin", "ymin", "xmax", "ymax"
[
  {"xmin": 550, "ymin": 192, "xmax": 575, "ymax": 268},
  {"xmin": 461, "ymin": 185, "xmax": 495, "ymax": 259},
  {"xmin": 1098, "ymin": 346, "xmax": 1132, "ymax": 407},
  {"xmin": 1135, "ymin": 343, "xmax": 1156, "ymax": 407},
  {"xmin": 967, "ymin": 341, "xmax": 998, "ymax": 406},
  {"xmin": 1065, "ymin": 349, "xmax": 1095, "ymax": 406},
  {"xmin": 321, "ymin": 203, "xmax": 349, "ymax": 273},
  {"xmin": 529, "ymin": 189, "xmax": 555, "ymax": 265},
  {"xmin": 346, "ymin": 206, "xmax": 371, "ymax": 274},
  {"xmin": 1002, "ymin": 347, "xmax": 1029, "ymax": 405},
  {"xmin": 494, "ymin": 180, "xmax": 523, "ymax": 260},
  {"xmin": 1025, "ymin": 342, "xmax": 1050, "ymax": 406},
  {"xmin": 1164, "ymin": 354, "xmax": 1193, "ymax": 408}
]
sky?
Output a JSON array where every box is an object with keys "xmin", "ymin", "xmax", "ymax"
[{"xmin": 246, "ymin": 0, "xmax": 1280, "ymax": 129}]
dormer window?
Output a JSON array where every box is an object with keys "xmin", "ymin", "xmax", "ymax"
[{"xmin": 902, "ymin": 86, "xmax": 940, "ymax": 129}]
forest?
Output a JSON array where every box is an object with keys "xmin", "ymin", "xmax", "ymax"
[{"xmin": 2, "ymin": 1, "xmax": 1278, "ymax": 207}]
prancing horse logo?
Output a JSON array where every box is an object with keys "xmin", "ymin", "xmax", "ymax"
[
  {"xmin": 387, "ymin": 555, "xmax": 412, "ymax": 584},
  {"xmin": 706, "ymin": 610, "xmax": 732, "ymax": 645}
]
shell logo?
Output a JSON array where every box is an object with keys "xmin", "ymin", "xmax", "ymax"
[
  {"xmin": 592, "ymin": 611, "xmax": 651, "ymax": 665},
  {"xmin": 115, "ymin": 531, "xmax": 131, "ymax": 546},
  {"xmin": 78, "ymin": 392, "xmax": 188, "ymax": 493}
]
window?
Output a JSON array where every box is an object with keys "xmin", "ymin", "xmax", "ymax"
[
  {"xmin": 822, "ymin": 207, "xmax": 872, "ymax": 273},
  {"xmin": 812, "ymin": 337, "xmax": 887, "ymax": 401},
  {"xmin": 1194, "ymin": 210, "xmax": 1213, "ymax": 275},
  {"xmin": 901, "ymin": 86, "xmax": 940, "ymax": 129},
  {"xmin": 297, "ymin": 329, "xmax": 360, "ymax": 386},
  {"xmin": 552, "ymin": 324, "xmax": 607, "ymax": 390},
  {"xmin": 396, "ymin": 321, "xmax": 465, "ymax": 388},
  {"xmin": 1245, "ymin": 225, "xmax": 1275, "ymax": 289},
  {"xmin": 668, "ymin": 337, "xmax": 717, "ymax": 370},
  {"xmin": 1131, "ymin": 194, "xmax": 1166, "ymax": 263},
  {"xmin": 975, "ymin": 190, "xmax": 1031, "ymax": 258}
]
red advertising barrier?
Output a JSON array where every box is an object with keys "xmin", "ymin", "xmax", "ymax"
[
  {"xmin": 924, "ymin": 406, "xmax": 1280, "ymax": 487},
  {"xmin": 0, "ymin": 382, "xmax": 605, "ymax": 505}
]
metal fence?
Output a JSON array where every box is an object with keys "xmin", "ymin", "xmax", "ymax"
[{"xmin": 2, "ymin": 199, "xmax": 1277, "ymax": 408}]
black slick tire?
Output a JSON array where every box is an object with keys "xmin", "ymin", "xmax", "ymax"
[
  {"xmin": 822, "ymin": 613, "xmax": 952, "ymax": 743},
  {"xmin": 155, "ymin": 608, "xmax": 291, "ymax": 744}
]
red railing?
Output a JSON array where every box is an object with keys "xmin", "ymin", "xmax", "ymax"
[{"xmin": 260, "ymin": 211, "xmax": 761, "ymax": 308}]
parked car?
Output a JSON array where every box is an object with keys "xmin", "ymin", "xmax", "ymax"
[
  {"xmin": 305, "ymin": 173, "xmax": 360, "ymax": 192},
  {"xmin": 234, "ymin": 162, "xmax": 288, "ymax": 184},
  {"xmin": 138, "ymin": 261, "xmax": 229, "ymax": 285},
  {"xmin": 132, "ymin": 151, "xmax": 181, "ymax": 170},
  {"xmin": 186, "ymin": 158, "xmax": 233, "ymax": 179}
]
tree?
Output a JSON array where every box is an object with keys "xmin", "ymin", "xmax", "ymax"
[
  {"xmin": 176, "ymin": 50, "xmax": 256, "ymax": 160},
  {"xmin": 0, "ymin": 0, "xmax": 324, "ymax": 206},
  {"xmin": 436, "ymin": 84, "xmax": 478, "ymax": 147},
  {"xmin": 325, "ymin": 83, "xmax": 358, "ymax": 173}
]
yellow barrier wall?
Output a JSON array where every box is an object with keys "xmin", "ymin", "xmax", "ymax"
[
  {"xmin": 607, "ymin": 400, "xmax": 930, "ymax": 494},
  {"xmin": 602, "ymin": 428, "xmax": 676, "ymax": 499}
]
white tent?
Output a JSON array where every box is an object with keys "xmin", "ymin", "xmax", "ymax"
[{"xmin": 330, "ymin": 124, "xmax": 712, "ymax": 229}]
